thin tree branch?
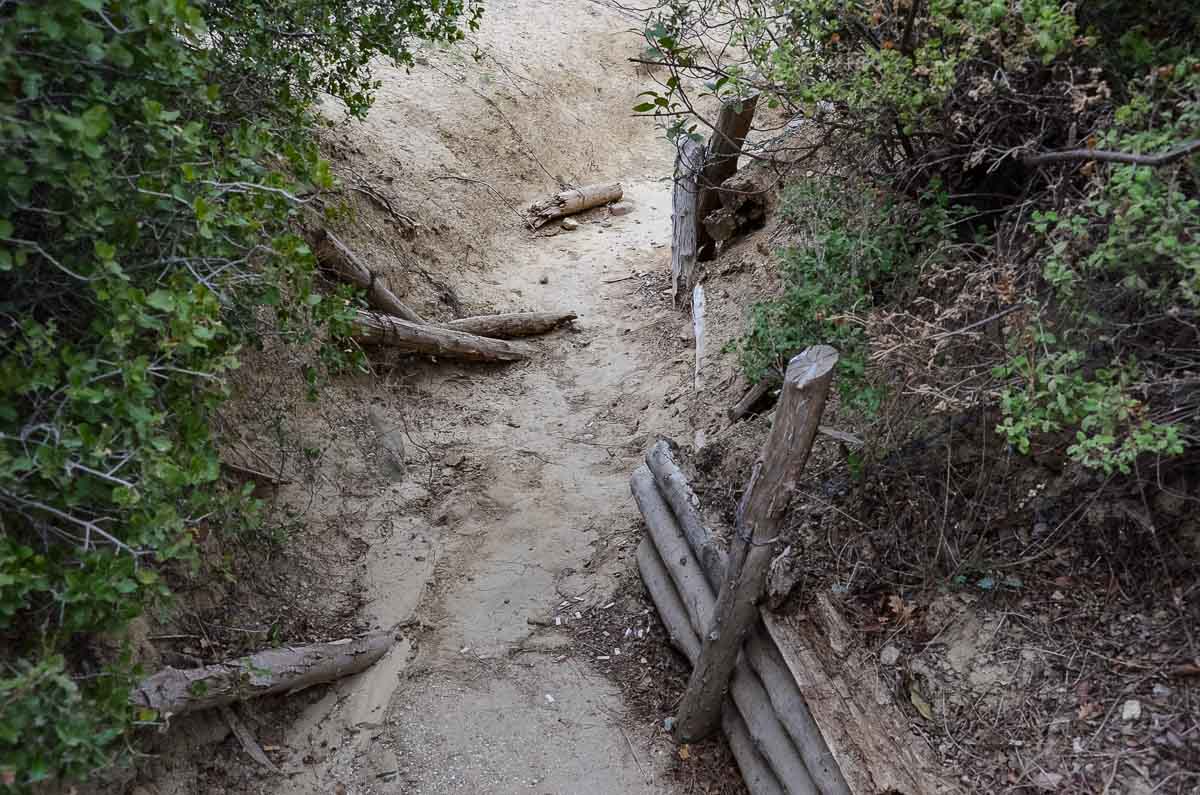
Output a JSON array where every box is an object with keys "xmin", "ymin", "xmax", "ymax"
[{"xmin": 1022, "ymin": 139, "xmax": 1200, "ymax": 168}]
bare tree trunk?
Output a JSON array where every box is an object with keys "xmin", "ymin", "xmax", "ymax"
[
  {"xmin": 351, "ymin": 310, "xmax": 533, "ymax": 362},
  {"xmin": 671, "ymin": 138, "xmax": 704, "ymax": 308},
  {"xmin": 311, "ymin": 230, "xmax": 424, "ymax": 323},
  {"xmin": 633, "ymin": 467, "xmax": 817, "ymax": 795},
  {"xmin": 698, "ymin": 94, "xmax": 759, "ymax": 261},
  {"xmin": 442, "ymin": 311, "xmax": 577, "ymax": 339},
  {"xmin": 527, "ymin": 183, "xmax": 622, "ymax": 227},
  {"xmin": 637, "ymin": 540, "xmax": 786, "ymax": 795},
  {"xmin": 674, "ymin": 346, "xmax": 838, "ymax": 742},
  {"xmin": 132, "ymin": 632, "xmax": 394, "ymax": 716}
]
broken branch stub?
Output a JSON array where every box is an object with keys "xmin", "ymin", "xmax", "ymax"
[
  {"xmin": 674, "ymin": 345, "xmax": 838, "ymax": 743},
  {"xmin": 311, "ymin": 229, "xmax": 424, "ymax": 323},
  {"xmin": 526, "ymin": 182, "xmax": 622, "ymax": 227},
  {"xmin": 132, "ymin": 631, "xmax": 394, "ymax": 716},
  {"xmin": 351, "ymin": 310, "xmax": 533, "ymax": 362}
]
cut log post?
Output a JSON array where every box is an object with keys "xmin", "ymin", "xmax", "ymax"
[
  {"xmin": 637, "ymin": 540, "xmax": 786, "ymax": 795},
  {"xmin": 442, "ymin": 311, "xmax": 577, "ymax": 339},
  {"xmin": 674, "ymin": 345, "xmax": 838, "ymax": 743},
  {"xmin": 698, "ymin": 94, "xmax": 759, "ymax": 261},
  {"xmin": 728, "ymin": 378, "xmax": 780, "ymax": 422},
  {"xmin": 351, "ymin": 310, "xmax": 533, "ymax": 362},
  {"xmin": 527, "ymin": 182, "xmax": 622, "ymax": 228},
  {"xmin": 633, "ymin": 466, "xmax": 817, "ymax": 795},
  {"xmin": 671, "ymin": 138, "xmax": 704, "ymax": 309},
  {"xmin": 311, "ymin": 230, "xmax": 424, "ymax": 323},
  {"xmin": 132, "ymin": 631, "xmax": 394, "ymax": 716},
  {"xmin": 634, "ymin": 459, "xmax": 849, "ymax": 795}
]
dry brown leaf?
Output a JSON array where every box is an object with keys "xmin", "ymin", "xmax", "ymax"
[{"xmin": 910, "ymin": 688, "xmax": 934, "ymax": 720}]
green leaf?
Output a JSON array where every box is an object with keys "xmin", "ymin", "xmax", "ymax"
[{"xmin": 145, "ymin": 290, "xmax": 176, "ymax": 312}]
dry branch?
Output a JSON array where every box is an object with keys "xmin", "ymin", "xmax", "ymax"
[
  {"xmin": 311, "ymin": 230, "xmax": 424, "ymax": 323},
  {"xmin": 351, "ymin": 310, "xmax": 533, "ymax": 362},
  {"xmin": 442, "ymin": 311, "xmax": 577, "ymax": 339},
  {"xmin": 728, "ymin": 378, "xmax": 779, "ymax": 422},
  {"xmin": 675, "ymin": 346, "xmax": 838, "ymax": 742},
  {"xmin": 132, "ymin": 631, "xmax": 394, "ymax": 716},
  {"xmin": 1022, "ymin": 138, "xmax": 1200, "ymax": 168},
  {"xmin": 526, "ymin": 182, "xmax": 622, "ymax": 227}
]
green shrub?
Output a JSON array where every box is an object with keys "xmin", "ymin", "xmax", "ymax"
[{"xmin": 0, "ymin": 0, "xmax": 479, "ymax": 788}]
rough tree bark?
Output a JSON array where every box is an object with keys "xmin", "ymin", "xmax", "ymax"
[
  {"xmin": 311, "ymin": 229, "xmax": 424, "ymax": 323},
  {"xmin": 674, "ymin": 346, "xmax": 838, "ymax": 742},
  {"xmin": 442, "ymin": 311, "xmax": 577, "ymax": 339},
  {"xmin": 698, "ymin": 94, "xmax": 759, "ymax": 261},
  {"xmin": 637, "ymin": 540, "xmax": 786, "ymax": 795},
  {"xmin": 671, "ymin": 138, "xmax": 704, "ymax": 308},
  {"xmin": 132, "ymin": 631, "xmax": 394, "ymax": 716},
  {"xmin": 633, "ymin": 466, "xmax": 817, "ymax": 795},
  {"xmin": 527, "ymin": 182, "xmax": 622, "ymax": 227},
  {"xmin": 634, "ymin": 458, "xmax": 849, "ymax": 795},
  {"xmin": 351, "ymin": 310, "xmax": 533, "ymax": 362}
]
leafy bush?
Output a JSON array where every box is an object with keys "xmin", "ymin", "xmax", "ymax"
[{"xmin": 0, "ymin": 0, "xmax": 479, "ymax": 788}]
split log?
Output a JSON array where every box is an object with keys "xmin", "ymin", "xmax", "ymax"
[
  {"xmin": 442, "ymin": 311, "xmax": 577, "ymax": 339},
  {"xmin": 675, "ymin": 346, "xmax": 838, "ymax": 742},
  {"xmin": 637, "ymin": 540, "xmax": 785, "ymax": 795},
  {"xmin": 132, "ymin": 631, "xmax": 394, "ymax": 716},
  {"xmin": 671, "ymin": 138, "xmax": 704, "ymax": 308},
  {"xmin": 351, "ymin": 310, "xmax": 533, "ymax": 362},
  {"xmin": 698, "ymin": 94, "xmax": 759, "ymax": 261},
  {"xmin": 311, "ymin": 230, "xmax": 424, "ymax": 323},
  {"xmin": 633, "ymin": 467, "xmax": 817, "ymax": 795},
  {"xmin": 728, "ymin": 378, "xmax": 779, "ymax": 422},
  {"xmin": 527, "ymin": 182, "xmax": 622, "ymax": 227},
  {"xmin": 635, "ymin": 459, "xmax": 849, "ymax": 795},
  {"xmin": 692, "ymin": 285, "xmax": 706, "ymax": 392}
]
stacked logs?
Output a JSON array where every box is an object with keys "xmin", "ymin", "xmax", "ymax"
[{"xmin": 632, "ymin": 349, "xmax": 851, "ymax": 795}]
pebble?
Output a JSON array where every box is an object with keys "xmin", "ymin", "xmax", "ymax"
[
  {"xmin": 561, "ymin": 218, "xmax": 579, "ymax": 231},
  {"xmin": 609, "ymin": 201, "xmax": 634, "ymax": 216},
  {"xmin": 880, "ymin": 645, "xmax": 901, "ymax": 666},
  {"xmin": 1121, "ymin": 699, "xmax": 1142, "ymax": 721},
  {"xmin": 538, "ymin": 274, "xmax": 549, "ymax": 284}
]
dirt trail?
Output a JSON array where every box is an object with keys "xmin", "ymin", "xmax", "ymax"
[{"xmin": 268, "ymin": 2, "xmax": 696, "ymax": 792}]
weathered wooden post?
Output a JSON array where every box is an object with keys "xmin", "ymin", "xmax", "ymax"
[
  {"xmin": 673, "ymin": 345, "xmax": 838, "ymax": 742},
  {"xmin": 697, "ymin": 94, "xmax": 759, "ymax": 261},
  {"xmin": 670, "ymin": 137, "xmax": 703, "ymax": 308}
]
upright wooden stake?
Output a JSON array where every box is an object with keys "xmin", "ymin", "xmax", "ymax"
[
  {"xmin": 698, "ymin": 94, "xmax": 759, "ymax": 261},
  {"xmin": 673, "ymin": 345, "xmax": 838, "ymax": 742},
  {"xmin": 670, "ymin": 138, "xmax": 703, "ymax": 308}
]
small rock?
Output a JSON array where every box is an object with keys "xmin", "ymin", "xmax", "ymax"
[
  {"xmin": 444, "ymin": 451, "xmax": 465, "ymax": 468},
  {"xmin": 538, "ymin": 274, "xmax": 549, "ymax": 284},
  {"xmin": 561, "ymin": 218, "xmax": 579, "ymax": 231},
  {"xmin": 880, "ymin": 645, "xmax": 901, "ymax": 666},
  {"xmin": 1121, "ymin": 699, "xmax": 1142, "ymax": 721},
  {"xmin": 610, "ymin": 201, "xmax": 634, "ymax": 216}
]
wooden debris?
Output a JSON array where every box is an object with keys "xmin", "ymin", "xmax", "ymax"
[
  {"xmin": 670, "ymin": 138, "xmax": 704, "ymax": 308},
  {"xmin": 311, "ymin": 229, "xmax": 424, "ymax": 323},
  {"xmin": 220, "ymin": 705, "xmax": 281, "ymax": 774},
  {"xmin": 442, "ymin": 311, "xmax": 577, "ymax": 339},
  {"xmin": 698, "ymin": 94, "xmax": 759, "ymax": 260},
  {"xmin": 527, "ymin": 182, "xmax": 623, "ymax": 227},
  {"xmin": 351, "ymin": 310, "xmax": 533, "ymax": 362},
  {"xmin": 692, "ymin": 285, "xmax": 706, "ymax": 391},
  {"xmin": 675, "ymin": 346, "xmax": 838, "ymax": 742},
  {"xmin": 132, "ymin": 631, "xmax": 394, "ymax": 716},
  {"xmin": 728, "ymin": 378, "xmax": 779, "ymax": 422}
]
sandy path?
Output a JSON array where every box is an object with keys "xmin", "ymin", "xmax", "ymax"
[{"xmin": 269, "ymin": 2, "xmax": 694, "ymax": 792}]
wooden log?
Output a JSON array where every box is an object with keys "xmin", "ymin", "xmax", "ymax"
[
  {"xmin": 671, "ymin": 138, "xmax": 704, "ymax": 308},
  {"xmin": 527, "ymin": 182, "xmax": 622, "ymax": 227},
  {"xmin": 633, "ymin": 467, "xmax": 817, "ymax": 795},
  {"xmin": 692, "ymin": 285, "xmax": 706, "ymax": 392},
  {"xmin": 728, "ymin": 378, "xmax": 780, "ymax": 422},
  {"xmin": 635, "ymin": 457, "xmax": 849, "ymax": 795},
  {"xmin": 698, "ymin": 94, "xmax": 759, "ymax": 261},
  {"xmin": 637, "ymin": 540, "xmax": 786, "ymax": 795},
  {"xmin": 311, "ymin": 230, "xmax": 424, "ymax": 323},
  {"xmin": 675, "ymin": 346, "xmax": 838, "ymax": 742},
  {"xmin": 442, "ymin": 311, "xmax": 577, "ymax": 339},
  {"xmin": 132, "ymin": 631, "xmax": 394, "ymax": 716},
  {"xmin": 351, "ymin": 310, "xmax": 533, "ymax": 362}
]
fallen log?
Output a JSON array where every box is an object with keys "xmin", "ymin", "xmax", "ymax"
[
  {"xmin": 698, "ymin": 94, "xmax": 759, "ymax": 261},
  {"xmin": 632, "ymin": 466, "xmax": 817, "ymax": 795},
  {"xmin": 637, "ymin": 540, "xmax": 785, "ymax": 795},
  {"xmin": 351, "ymin": 310, "xmax": 533, "ymax": 362},
  {"xmin": 311, "ymin": 230, "xmax": 424, "ymax": 323},
  {"xmin": 676, "ymin": 346, "xmax": 837, "ymax": 742},
  {"xmin": 634, "ymin": 463, "xmax": 847, "ymax": 795},
  {"xmin": 728, "ymin": 378, "xmax": 779, "ymax": 422},
  {"xmin": 671, "ymin": 139, "xmax": 704, "ymax": 308},
  {"xmin": 132, "ymin": 631, "xmax": 394, "ymax": 716},
  {"xmin": 527, "ymin": 182, "xmax": 622, "ymax": 227},
  {"xmin": 442, "ymin": 311, "xmax": 577, "ymax": 339}
]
